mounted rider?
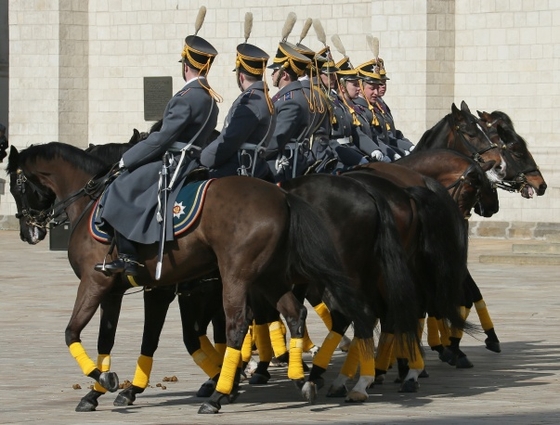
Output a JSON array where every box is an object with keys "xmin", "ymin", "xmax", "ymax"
[
  {"xmin": 265, "ymin": 42, "xmax": 312, "ymax": 182},
  {"xmin": 94, "ymin": 30, "xmax": 220, "ymax": 277},
  {"xmin": 200, "ymin": 15, "xmax": 275, "ymax": 181}
]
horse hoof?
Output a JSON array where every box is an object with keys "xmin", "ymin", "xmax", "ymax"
[
  {"xmin": 374, "ymin": 374, "xmax": 385, "ymax": 384},
  {"xmin": 99, "ymin": 371, "xmax": 119, "ymax": 392},
  {"xmin": 249, "ymin": 372, "xmax": 270, "ymax": 385},
  {"xmin": 455, "ymin": 356, "xmax": 474, "ymax": 369},
  {"xmin": 113, "ymin": 392, "xmax": 134, "ymax": 406},
  {"xmin": 301, "ymin": 381, "xmax": 317, "ymax": 404},
  {"xmin": 326, "ymin": 384, "xmax": 348, "ymax": 398},
  {"xmin": 198, "ymin": 401, "xmax": 220, "ymax": 414},
  {"xmin": 293, "ymin": 379, "xmax": 305, "ymax": 390},
  {"xmin": 345, "ymin": 390, "xmax": 367, "ymax": 403},
  {"xmin": 196, "ymin": 380, "xmax": 216, "ymax": 398},
  {"xmin": 419, "ymin": 369, "xmax": 430, "ymax": 378},
  {"xmin": 439, "ymin": 348, "xmax": 454, "ymax": 363},
  {"xmin": 485, "ymin": 339, "xmax": 501, "ymax": 353},
  {"xmin": 398, "ymin": 378, "xmax": 419, "ymax": 393},
  {"xmin": 75, "ymin": 398, "xmax": 97, "ymax": 412}
]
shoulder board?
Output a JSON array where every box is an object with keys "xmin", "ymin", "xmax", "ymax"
[
  {"xmin": 283, "ymin": 91, "xmax": 293, "ymax": 100},
  {"xmin": 177, "ymin": 88, "xmax": 192, "ymax": 97},
  {"xmin": 240, "ymin": 89, "xmax": 254, "ymax": 105}
]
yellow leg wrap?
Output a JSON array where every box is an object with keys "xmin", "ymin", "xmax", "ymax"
[
  {"xmin": 131, "ymin": 354, "xmax": 153, "ymax": 389},
  {"xmin": 375, "ymin": 332, "xmax": 395, "ymax": 372},
  {"xmin": 340, "ymin": 338, "xmax": 360, "ymax": 378},
  {"xmin": 426, "ymin": 316, "xmax": 441, "ymax": 347},
  {"xmin": 215, "ymin": 347, "xmax": 241, "ymax": 394},
  {"xmin": 394, "ymin": 335, "xmax": 424, "ymax": 370},
  {"xmin": 313, "ymin": 331, "xmax": 343, "ymax": 370},
  {"xmin": 359, "ymin": 338, "xmax": 375, "ymax": 377},
  {"xmin": 474, "ymin": 299, "xmax": 494, "ymax": 331},
  {"xmin": 437, "ymin": 319, "xmax": 451, "ymax": 346},
  {"xmin": 69, "ymin": 342, "xmax": 97, "ymax": 376},
  {"xmin": 269, "ymin": 321, "xmax": 288, "ymax": 358},
  {"xmin": 313, "ymin": 302, "xmax": 333, "ymax": 330},
  {"xmin": 301, "ymin": 326, "xmax": 315, "ymax": 352},
  {"xmin": 253, "ymin": 324, "xmax": 273, "ymax": 362},
  {"xmin": 241, "ymin": 329, "xmax": 253, "ymax": 363},
  {"xmin": 215, "ymin": 343, "xmax": 227, "ymax": 361},
  {"xmin": 287, "ymin": 338, "xmax": 304, "ymax": 380},
  {"xmin": 93, "ymin": 354, "xmax": 111, "ymax": 393},
  {"xmin": 408, "ymin": 342, "xmax": 425, "ymax": 370},
  {"xmin": 199, "ymin": 335, "xmax": 223, "ymax": 367},
  {"xmin": 192, "ymin": 349, "xmax": 221, "ymax": 379}
]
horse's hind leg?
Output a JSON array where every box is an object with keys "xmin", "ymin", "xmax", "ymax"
[
  {"xmin": 114, "ymin": 287, "xmax": 175, "ymax": 406},
  {"xmin": 198, "ymin": 285, "xmax": 251, "ymax": 414}
]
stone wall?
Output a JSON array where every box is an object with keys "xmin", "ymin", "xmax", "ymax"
[{"xmin": 2, "ymin": 0, "xmax": 559, "ymax": 236}]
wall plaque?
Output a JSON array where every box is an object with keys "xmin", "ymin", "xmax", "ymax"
[{"xmin": 143, "ymin": 76, "xmax": 172, "ymax": 121}]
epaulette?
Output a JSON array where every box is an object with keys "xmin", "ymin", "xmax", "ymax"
[
  {"xmin": 283, "ymin": 91, "xmax": 293, "ymax": 101},
  {"xmin": 177, "ymin": 88, "xmax": 192, "ymax": 97},
  {"xmin": 240, "ymin": 89, "xmax": 254, "ymax": 105}
]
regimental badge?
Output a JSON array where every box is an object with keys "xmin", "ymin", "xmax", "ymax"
[{"xmin": 173, "ymin": 201, "xmax": 186, "ymax": 218}]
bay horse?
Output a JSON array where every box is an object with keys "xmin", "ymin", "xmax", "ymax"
[
  {"xmin": 7, "ymin": 142, "xmax": 373, "ymax": 414},
  {"xmin": 413, "ymin": 101, "xmax": 506, "ymax": 183}
]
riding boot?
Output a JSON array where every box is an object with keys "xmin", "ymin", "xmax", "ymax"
[{"xmin": 95, "ymin": 232, "xmax": 141, "ymax": 276}]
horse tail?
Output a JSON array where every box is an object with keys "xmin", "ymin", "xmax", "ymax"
[
  {"xmin": 359, "ymin": 183, "xmax": 421, "ymax": 352},
  {"xmin": 405, "ymin": 183, "xmax": 469, "ymax": 331},
  {"xmin": 283, "ymin": 192, "xmax": 372, "ymax": 336}
]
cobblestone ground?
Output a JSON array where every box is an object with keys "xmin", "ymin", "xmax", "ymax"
[{"xmin": 1, "ymin": 230, "xmax": 559, "ymax": 424}]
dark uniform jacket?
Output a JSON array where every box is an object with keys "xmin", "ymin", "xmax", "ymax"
[
  {"xmin": 98, "ymin": 77, "xmax": 218, "ymax": 244},
  {"xmin": 267, "ymin": 80, "xmax": 311, "ymax": 182},
  {"xmin": 376, "ymin": 97, "xmax": 415, "ymax": 154},
  {"xmin": 200, "ymin": 81, "xmax": 275, "ymax": 180}
]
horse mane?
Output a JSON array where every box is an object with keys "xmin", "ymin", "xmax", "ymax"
[
  {"xmin": 19, "ymin": 142, "xmax": 107, "ymax": 175},
  {"xmin": 490, "ymin": 110, "xmax": 514, "ymax": 129},
  {"xmin": 414, "ymin": 114, "xmax": 450, "ymax": 149}
]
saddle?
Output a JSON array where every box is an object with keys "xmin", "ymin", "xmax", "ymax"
[{"xmin": 90, "ymin": 177, "xmax": 215, "ymax": 243}]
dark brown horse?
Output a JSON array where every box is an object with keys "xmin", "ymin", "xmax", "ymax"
[
  {"xmin": 477, "ymin": 109, "xmax": 546, "ymax": 197},
  {"xmin": 413, "ymin": 101, "xmax": 506, "ymax": 183},
  {"xmin": 7, "ymin": 142, "xmax": 372, "ymax": 414}
]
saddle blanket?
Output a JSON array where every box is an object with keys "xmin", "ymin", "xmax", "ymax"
[{"xmin": 90, "ymin": 179, "xmax": 215, "ymax": 243}]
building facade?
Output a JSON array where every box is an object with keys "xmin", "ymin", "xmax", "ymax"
[{"xmin": 1, "ymin": 0, "xmax": 559, "ymax": 238}]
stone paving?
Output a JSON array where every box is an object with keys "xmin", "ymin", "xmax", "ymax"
[{"xmin": 1, "ymin": 230, "xmax": 559, "ymax": 424}]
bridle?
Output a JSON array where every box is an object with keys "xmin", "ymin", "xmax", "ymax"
[
  {"xmin": 445, "ymin": 161, "xmax": 483, "ymax": 219},
  {"xmin": 480, "ymin": 117, "xmax": 540, "ymax": 193},
  {"xmin": 12, "ymin": 165, "xmax": 118, "ymax": 230},
  {"xmin": 448, "ymin": 113, "xmax": 500, "ymax": 164}
]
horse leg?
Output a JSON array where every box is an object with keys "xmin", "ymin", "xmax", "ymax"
[
  {"xmin": 76, "ymin": 290, "xmax": 124, "ymax": 412},
  {"xmin": 66, "ymin": 276, "xmax": 122, "ymax": 398},
  {"xmin": 189, "ymin": 282, "xmax": 224, "ymax": 397},
  {"xmin": 327, "ymin": 337, "xmax": 360, "ymax": 397},
  {"xmin": 465, "ymin": 272, "xmax": 501, "ymax": 352},
  {"xmin": 394, "ymin": 333, "xmax": 424, "ymax": 393},
  {"xmin": 303, "ymin": 309, "xmax": 350, "ymax": 403},
  {"xmin": 114, "ymin": 286, "xmax": 176, "ymax": 406},
  {"xmin": 198, "ymin": 284, "xmax": 251, "ymax": 414},
  {"xmin": 343, "ymin": 334, "xmax": 376, "ymax": 403},
  {"xmin": 248, "ymin": 295, "xmax": 278, "ymax": 385}
]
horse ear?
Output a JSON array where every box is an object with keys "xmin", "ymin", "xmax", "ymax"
[
  {"xmin": 480, "ymin": 160, "xmax": 495, "ymax": 172},
  {"xmin": 460, "ymin": 100, "xmax": 472, "ymax": 115},
  {"xmin": 8, "ymin": 145, "xmax": 19, "ymax": 166}
]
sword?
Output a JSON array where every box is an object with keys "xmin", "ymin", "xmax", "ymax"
[{"xmin": 155, "ymin": 152, "xmax": 172, "ymax": 280}]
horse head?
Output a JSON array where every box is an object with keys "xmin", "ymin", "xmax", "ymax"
[
  {"xmin": 7, "ymin": 146, "xmax": 56, "ymax": 244},
  {"xmin": 471, "ymin": 160, "xmax": 500, "ymax": 218},
  {"xmin": 477, "ymin": 110, "xmax": 546, "ymax": 198}
]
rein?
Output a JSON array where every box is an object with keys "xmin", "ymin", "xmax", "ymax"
[
  {"xmin": 445, "ymin": 161, "xmax": 481, "ymax": 219},
  {"xmin": 480, "ymin": 117, "xmax": 540, "ymax": 193},
  {"xmin": 15, "ymin": 164, "xmax": 119, "ymax": 230}
]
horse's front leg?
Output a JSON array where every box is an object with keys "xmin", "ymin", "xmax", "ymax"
[
  {"xmin": 66, "ymin": 274, "xmax": 119, "ymax": 399},
  {"xmin": 76, "ymin": 290, "xmax": 124, "ymax": 412}
]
